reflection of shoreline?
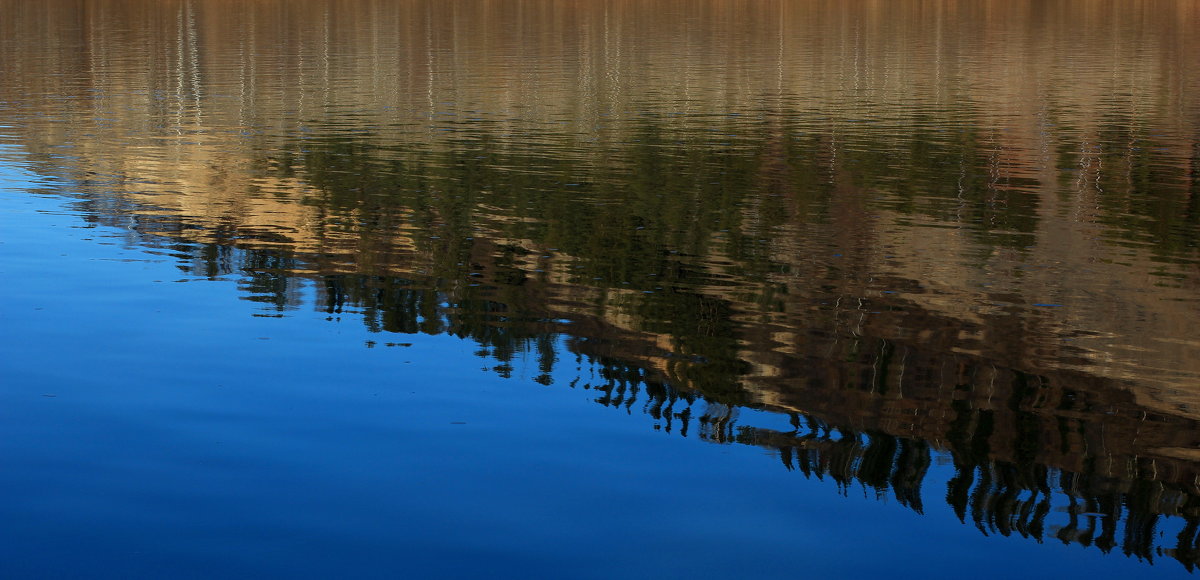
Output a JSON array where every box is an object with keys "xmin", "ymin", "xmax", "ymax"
[
  {"xmin": 12, "ymin": 80, "xmax": 1200, "ymax": 495},
  {"xmin": 21, "ymin": 120, "xmax": 1200, "ymax": 410},
  {"xmin": 17, "ymin": 89, "xmax": 1200, "ymax": 515},
  {"xmin": 48, "ymin": 180, "xmax": 1200, "ymax": 568},
  {"xmin": 3, "ymin": 0, "xmax": 1197, "ymax": 413},
  {"xmin": 3, "ymin": 0, "xmax": 1200, "ymax": 570}
]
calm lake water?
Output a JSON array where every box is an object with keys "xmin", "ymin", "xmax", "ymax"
[{"xmin": 2, "ymin": 1, "xmax": 1199, "ymax": 577}]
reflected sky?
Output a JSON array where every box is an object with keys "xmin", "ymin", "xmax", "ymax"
[{"xmin": 1, "ymin": 1, "xmax": 1199, "ymax": 577}]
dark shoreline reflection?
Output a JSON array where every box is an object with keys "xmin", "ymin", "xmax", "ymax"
[
  {"xmin": 62, "ymin": 215, "xmax": 1200, "ymax": 570},
  {"xmin": 3, "ymin": 0, "xmax": 1200, "ymax": 574},
  {"xmin": 41, "ymin": 129, "xmax": 1200, "ymax": 567}
]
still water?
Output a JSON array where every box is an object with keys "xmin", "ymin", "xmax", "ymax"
[{"xmin": 1, "ymin": 0, "xmax": 1199, "ymax": 577}]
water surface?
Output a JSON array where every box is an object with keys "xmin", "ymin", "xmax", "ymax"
[{"xmin": 2, "ymin": 1, "xmax": 1199, "ymax": 577}]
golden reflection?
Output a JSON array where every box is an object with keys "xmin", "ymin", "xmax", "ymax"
[{"xmin": 2, "ymin": 1, "xmax": 1197, "ymax": 397}]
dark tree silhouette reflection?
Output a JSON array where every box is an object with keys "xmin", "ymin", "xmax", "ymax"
[{"xmin": 36, "ymin": 96, "xmax": 1200, "ymax": 574}]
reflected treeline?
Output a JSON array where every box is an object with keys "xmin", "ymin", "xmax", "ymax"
[
  {"xmin": 282, "ymin": 119, "xmax": 1200, "ymax": 397},
  {"xmin": 4, "ymin": 0, "xmax": 1200, "ymax": 572},
  {"xmin": 66, "ymin": 179, "xmax": 1200, "ymax": 569},
  {"xmin": 4, "ymin": 0, "xmax": 1200, "ymax": 405},
  {"xmin": 41, "ymin": 106, "xmax": 1200, "ymax": 570},
  {"xmin": 555, "ymin": 337, "xmax": 1200, "ymax": 569}
]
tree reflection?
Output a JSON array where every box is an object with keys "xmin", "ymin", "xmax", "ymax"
[
  {"xmin": 47, "ymin": 112, "xmax": 1200, "ymax": 569},
  {"xmin": 5, "ymin": 0, "xmax": 1200, "ymax": 572},
  {"xmin": 14, "ymin": 62, "xmax": 1195, "ymax": 574}
]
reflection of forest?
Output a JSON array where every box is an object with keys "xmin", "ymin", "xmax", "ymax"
[
  {"xmin": 4, "ymin": 0, "xmax": 1197, "ymax": 409},
  {"xmin": 36, "ymin": 120, "xmax": 1200, "ymax": 412},
  {"xmin": 3, "ymin": 0, "xmax": 1200, "ymax": 570},
  {"xmin": 55, "ymin": 135, "xmax": 1200, "ymax": 567}
]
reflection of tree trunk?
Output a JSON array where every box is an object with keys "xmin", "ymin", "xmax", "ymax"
[{"xmin": 1187, "ymin": 136, "xmax": 1200, "ymax": 226}]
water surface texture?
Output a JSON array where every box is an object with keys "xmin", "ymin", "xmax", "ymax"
[{"xmin": 2, "ymin": 1, "xmax": 1200, "ymax": 577}]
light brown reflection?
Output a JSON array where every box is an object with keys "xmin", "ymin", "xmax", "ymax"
[
  {"xmin": 2, "ymin": 1, "xmax": 1198, "ymax": 389},
  {"xmin": 2, "ymin": 1, "xmax": 1198, "ymax": 396},
  {"xmin": 2, "ymin": 0, "xmax": 1200, "ymax": 486}
]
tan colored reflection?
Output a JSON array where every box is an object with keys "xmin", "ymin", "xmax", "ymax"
[{"xmin": 1, "ymin": 0, "xmax": 1198, "ymax": 416}]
